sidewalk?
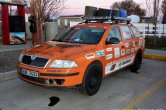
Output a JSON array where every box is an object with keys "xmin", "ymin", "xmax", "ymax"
[
  {"xmin": 145, "ymin": 49, "xmax": 166, "ymax": 56},
  {"xmin": 0, "ymin": 43, "xmax": 32, "ymax": 52},
  {"xmin": 144, "ymin": 49, "xmax": 166, "ymax": 60}
]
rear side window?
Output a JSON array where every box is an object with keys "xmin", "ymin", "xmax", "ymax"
[
  {"xmin": 120, "ymin": 26, "xmax": 132, "ymax": 40},
  {"xmin": 131, "ymin": 27, "xmax": 142, "ymax": 37}
]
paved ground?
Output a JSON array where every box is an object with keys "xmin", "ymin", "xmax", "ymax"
[
  {"xmin": 0, "ymin": 43, "xmax": 32, "ymax": 52},
  {"xmin": 0, "ymin": 59, "xmax": 166, "ymax": 110},
  {"xmin": 0, "ymin": 50, "xmax": 21, "ymax": 73},
  {"xmin": 0, "ymin": 42, "xmax": 32, "ymax": 73}
]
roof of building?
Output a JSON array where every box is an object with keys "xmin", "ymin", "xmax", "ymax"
[{"xmin": 59, "ymin": 15, "xmax": 83, "ymax": 18}]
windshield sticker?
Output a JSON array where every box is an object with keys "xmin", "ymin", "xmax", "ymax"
[
  {"xmin": 121, "ymin": 49, "xmax": 125, "ymax": 56},
  {"xmin": 114, "ymin": 48, "xmax": 120, "ymax": 58},
  {"xmin": 96, "ymin": 50, "xmax": 105, "ymax": 57},
  {"xmin": 106, "ymin": 54, "xmax": 113, "ymax": 60},
  {"xmin": 106, "ymin": 48, "xmax": 112, "ymax": 52},
  {"xmin": 86, "ymin": 53, "xmax": 96, "ymax": 59}
]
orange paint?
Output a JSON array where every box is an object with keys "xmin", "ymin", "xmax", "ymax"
[{"xmin": 17, "ymin": 23, "xmax": 145, "ymax": 87}]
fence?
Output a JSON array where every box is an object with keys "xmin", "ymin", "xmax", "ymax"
[
  {"xmin": 132, "ymin": 23, "xmax": 166, "ymax": 38},
  {"xmin": 70, "ymin": 21, "xmax": 166, "ymax": 38}
]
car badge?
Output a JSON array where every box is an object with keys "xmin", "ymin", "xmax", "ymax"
[{"xmin": 31, "ymin": 55, "xmax": 36, "ymax": 60}]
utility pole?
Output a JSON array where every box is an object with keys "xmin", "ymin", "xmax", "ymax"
[{"xmin": 154, "ymin": 0, "xmax": 157, "ymax": 45}]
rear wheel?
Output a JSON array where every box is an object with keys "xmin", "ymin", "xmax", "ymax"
[
  {"xmin": 81, "ymin": 62, "xmax": 102, "ymax": 96},
  {"xmin": 130, "ymin": 50, "xmax": 142, "ymax": 72}
]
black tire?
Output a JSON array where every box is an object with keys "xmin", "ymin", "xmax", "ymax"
[
  {"xmin": 81, "ymin": 62, "xmax": 102, "ymax": 96},
  {"xmin": 130, "ymin": 50, "xmax": 142, "ymax": 72}
]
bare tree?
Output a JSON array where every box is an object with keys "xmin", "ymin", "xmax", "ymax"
[
  {"xmin": 161, "ymin": 0, "xmax": 166, "ymax": 23},
  {"xmin": 111, "ymin": 0, "xmax": 146, "ymax": 17},
  {"xmin": 29, "ymin": 0, "xmax": 66, "ymax": 45},
  {"xmin": 145, "ymin": 0, "xmax": 153, "ymax": 16},
  {"xmin": 111, "ymin": 2, "xmax": 120, "ymax": 10}
]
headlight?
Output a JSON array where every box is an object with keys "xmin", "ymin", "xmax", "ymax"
[
  {"xmin": 19, "ymin": 54, "xmax": 24, "ymax": 62},
  {"xmin": 50, "ymin": 60, "xmax": 78, "ymax": 68}
]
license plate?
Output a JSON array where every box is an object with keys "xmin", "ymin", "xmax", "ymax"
[{"xmin": 21, "ymin": 69, "xmax": 39, "ymax": 78}]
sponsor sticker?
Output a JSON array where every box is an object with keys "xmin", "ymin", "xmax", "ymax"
[
  {"xmin": 132, "ymin": 41, "xmax": 136, "ymax": 47},
  {"xmin": 139, "ymin": 40, "xmax": 142, "ymax": 46},
  {"xmin": 96, "ymin": 50, "xmax": 105, "ymax": 57},
  {"xmin": 105, "ymin": 55, "xmax": 135, "ymax": 75},
  {"xmin": 114, "ymin": 48, "xmax": 120, "ymax": 58},
  {"xmin": 86, "ymin": 53, "xmax": 95, "ymax": 59},
  {"xmin": 126, "ymin": 49, "xmax": 131, "ymax": 54},
  {"xmin": 105, "ymin": 54, "xmax": 113, "ymax": 60},
  {"xmin": 131, "ymin": 48, "xmax": 135, "ymax": 53},
  {"xmin": 105, "ymin": 63, "xmax": 116, "ymax": 74},
  {"xmin": 106, "ymin": 48, "xmax": 112, "ymax": 52},
  {"xmin": 125, "ymin": 43, "xmax": 129, "ymax": 48},
  {"xmin": 121, "ymin": 49, "xmax": 125, "ymax": 56}
]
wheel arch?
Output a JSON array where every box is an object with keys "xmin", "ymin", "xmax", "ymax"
[
  {"xmin": 137, "ymin": 48, "xmax": 143, "ymax": 55},
  {"xmin": 85, "ymin": 60, "xmax": 104, "ymax": 77}
]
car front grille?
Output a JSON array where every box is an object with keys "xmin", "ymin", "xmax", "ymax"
[{"xmin": 22, "ymin": 55, "xmax": 49, "ymax": 68}]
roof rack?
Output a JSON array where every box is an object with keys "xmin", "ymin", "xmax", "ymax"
[
  {"xmin": 82, "ymin": 16, "xmax": 131, "ymax": 24},
  {"xmin": 82, "ymin": 6, "xmax": 131, "ymax": 24}
]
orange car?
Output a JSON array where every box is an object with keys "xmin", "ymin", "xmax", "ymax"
[{"xmin": 17, "ymin": 19, "xmax": 145, "ymax": 96}]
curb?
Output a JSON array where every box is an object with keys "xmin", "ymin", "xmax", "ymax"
[
  {"xmin": 143, "ymin": 53, "xmax": 166, "ymax": 61},
  {"xmin": 0, "ymin": 70, "xmax": 17, "ymax": 82}
]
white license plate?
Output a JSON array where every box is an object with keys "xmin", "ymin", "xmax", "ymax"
[{"xmin": 21, "ymin": 69, "xmax": 39, "ymax": 78}]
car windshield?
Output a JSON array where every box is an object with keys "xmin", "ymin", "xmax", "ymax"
[{"xmin": 54, "ymin": 27, "xmax": 105, "ymax": 44}]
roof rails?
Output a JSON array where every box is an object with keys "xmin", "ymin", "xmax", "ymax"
[
  {"xmin": 82, "ymin": 16, "xmax": 131, "ymax": 24},
  {"xmin": 82, "ymin": 6, "xmax": 131, "ymax": 24}
]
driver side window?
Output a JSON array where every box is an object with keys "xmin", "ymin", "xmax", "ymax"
[{"xmin": 106, "ymin": 26, "xmax": 121, "ymax": 44}]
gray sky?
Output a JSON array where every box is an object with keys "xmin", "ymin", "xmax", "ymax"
[{"xmin": 61, "ymin": 0, "xmax": 147, "ymax": 15}]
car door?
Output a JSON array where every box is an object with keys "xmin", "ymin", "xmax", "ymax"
[
  {"xmin": 130, "ymin": 26, "xmax": 145, "ymax": 52},
  {"xmin": 104, "ymin": 26, "xmax": 123, "ymax": 75},
  {"xmin": 119, "ymin": 25, "xmax": 136, "ymax": 67}
]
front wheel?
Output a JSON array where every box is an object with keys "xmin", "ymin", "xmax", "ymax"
[
  {"xmin": 81, "ymin": 62, "xmax": 102, "ymax": 96},
  {"xmin": 130, "ymin": 50, "xmax": 142, "ymax": 72}
]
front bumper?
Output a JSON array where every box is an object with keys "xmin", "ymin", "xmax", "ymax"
[{"xmin": 17, "ymin": 64, "xmax": 83, "ymax": 87}]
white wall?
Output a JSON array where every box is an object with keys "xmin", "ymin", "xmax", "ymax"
[{"xmin": 44, "ymin": 22, "xmax": 58, "ymax": 41}]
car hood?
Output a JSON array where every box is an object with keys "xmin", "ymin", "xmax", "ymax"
[{"xmin": 24, "ymin": 41, "xmax": 97, "ymax": 60}]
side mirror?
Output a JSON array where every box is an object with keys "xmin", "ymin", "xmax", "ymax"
[{"xmin": 106, "ymin": 37, "xmax": 120, "ymax": 44}]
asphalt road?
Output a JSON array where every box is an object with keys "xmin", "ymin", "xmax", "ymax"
[
  {"xmin": 0, "ymin": 59, "xmax": 166, "ymax": 110},
  {"xmin": 0, "ymin": 50, "xmax": 21, "ymax": 73}
]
